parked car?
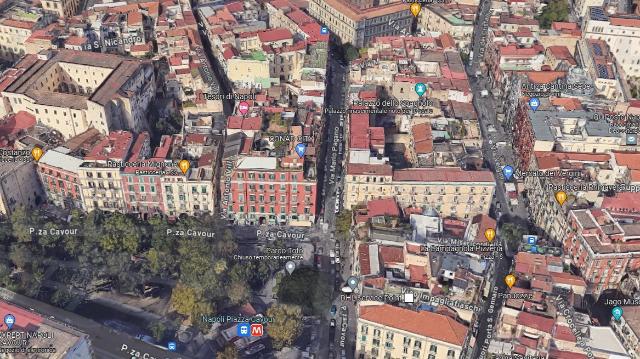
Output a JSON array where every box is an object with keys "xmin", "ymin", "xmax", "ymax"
[{"xmin": 330, "ymin": 305, "xmax": 337, "ymax": 316}]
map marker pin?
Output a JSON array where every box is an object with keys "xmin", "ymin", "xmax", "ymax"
[
  {"xmin": 555, "ymin": 191, "xmax": 567, "ymax": 206},
  {"xmin": 295, "ymin": 143, "xmax": 307, "ymax": 158},
  {"xmin": 285, "ymin": 261, "xmax": 296, "ymax": 274},
  {"xmin": 529, "ymin": 97, "xmax": 540, "ymax": 111},
  {"xmin": 31, "ymin": 147, "xmax": 44, "ymax": 162},
  {"xmin": 347, "ymin": 276, "xmax": 359, "ymax": 290},
  {"xmin": 410, "ymin": 2, "xmax": 422, "ymax": 17},
  {"xmin": 505, "ymin": 274, "xmax": 516, "ymax": 289},
  {"xmin": 4, "ymin": 314, "xmax": 15, "ymax": 330},
  {"xmin": 238, "ymin": 101, "xmax": 249, "ymax": 116},
  {"xmin": 484, "ymin": 228, "xmax": 496, "ymax": 242},
  {"xmin": 415, "ymin": 82, "xmax": 427, "ymax": 97},
  {"xmin": 502, "ymin": 165, "xmax": 514, "ymax": 181},
  {"xmin": 612, "ymin": 306, "xmax": 623, "ymax": 321}
]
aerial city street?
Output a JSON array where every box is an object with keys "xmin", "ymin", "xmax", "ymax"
[{"xmin": 0, "ymin": 0, "xmax": 640, "ymax": 358}]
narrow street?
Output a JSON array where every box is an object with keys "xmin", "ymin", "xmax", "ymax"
[{"xmin": 466, "ymin": 1, "xmax": 531, "ymax": 356}]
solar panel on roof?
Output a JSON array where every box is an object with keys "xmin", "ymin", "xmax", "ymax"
[
  {"xmin": 589, "ymin": 7, "xmax": 608, "ymax": 21},
  {"xmin": 597, "ymin": 64, "xmax": 608, "ymax": 78},
  {"xmin": 592, "ymin": 43, "xmax": 603, "ymax": 56}
]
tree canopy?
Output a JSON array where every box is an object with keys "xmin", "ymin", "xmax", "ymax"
[{"xmin": 536, "ymin": 0, "xmax": 569, "ymax": 29}]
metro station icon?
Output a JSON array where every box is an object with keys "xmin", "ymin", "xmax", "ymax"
[
  {"xmin": 250, "ymin": 323, "xmax": 264, "ymax": 337},
  {"xmin": 237, "ymin": 323, "xmax": 251, "ymax": 337},
  {"xmin": 167, "ymin": 342, "xmax": 177, "ymax": 351},
  {"xmin": 320, "ymin": 27, "xmax": 328, "ymax": 35}
]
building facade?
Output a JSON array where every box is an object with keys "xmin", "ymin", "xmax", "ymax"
[
  {"xmin": 37, "ymin": 148, "xmax": 85, "ymax": 210},
  {"xmin": 345, "ymin": 165, "xmax": 495, "ymax": 220},
  {"xmin": 224, "ymin": 156, "xmax": 317, "ymax": 226},
  {"xmin": 0, "ymin": 49, "xmax": 155, "ymax": 139},
  {"xmin": 356, "ymin": 304, "xmax": 467, "ymax": 359},
  {"xmin": 308, "ymin": 0, "xmax": 412, "ymax": 47}
]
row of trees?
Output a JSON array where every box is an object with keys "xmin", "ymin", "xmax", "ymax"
[
  {"xmin": 1, "ymin": 208, "xmax": 281, "ymax": 326},
  {"xmin": 1, "ymin": 207, "xmax": 317, "ymax": 350}
]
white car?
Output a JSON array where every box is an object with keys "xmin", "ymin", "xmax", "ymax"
[
  {"xmin": 335, "ymin": 257, "xmax": 341, "ymax": 264},
  {"xmin": 329, "ymin": 249, "xmax": 336, "ymax": 258}
]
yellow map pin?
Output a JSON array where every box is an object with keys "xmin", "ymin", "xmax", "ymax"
[
  {"xmin": 410, "ymin": 2, "xmax": 421, "ymax": 17},
  {"xmin": 178, "ymin": 159, "xmax": 190, "ymax": 174},
  {"xmin": 505, "ymin": 274, "xmax": 516, "ymax": 289},
  {"xmin": 31, "ymin": 146, "xmax": 44, "ymax": 161},
  {"xmin": 555, "ymin": 191, "xmax": 567, "ymax": 206},
  {"xmin": 484, "ymin": 228, "xmax": 496, "ymax": 242}
]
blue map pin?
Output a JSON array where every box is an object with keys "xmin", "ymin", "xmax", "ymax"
[
  {"xmin": 529, "ymin": 97, "xmax": 540, "ymax": 111},
  {"xmin": 612, "ymin": 306, "xmax": 623, "ymax": 321},
  {"xmin": 295, "ymin": 143, "xmax": 306, "ymax": 158},
  {"xmin": 415, "ymin": 83, "xmax": 427, "ymax": 97},
  {"xmin": 502, "ymin": 165, "xmax": 514, "ymax": 181},
  {"xmin": 4, "ymin": 314, "xmax": 15, "ymax": 330}
]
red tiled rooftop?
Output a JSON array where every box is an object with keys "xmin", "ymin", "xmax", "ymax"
[
  {"xmin": 409, "ymin": 265, "xmax": 428, "ymax": 284},
  {"xmin": 1, "ymin": 19, "xmax": 35, "ymax": 30},
  {"xmin": 610, "ymin": 17, "xmax": 640, "ymax": 28},
  {"xmin": 226, "ymin": 1, "xmax": 244, "ymax": 12},
  {"xmin": 550, "ymin": 97, "xmax": 582, "ymax": 111},
  {"xmin": 549, "ymin": 327, "xmax": 576, "ymax": 346},
  {"xmin": 526, "ymin": 71, "xmax": 566, "ymax": 84},
  {"xmin": 287, "ymin": 9, "xmax": 314, "ymax": 25},
  {"xmin": 0, "ymin": 301, "xmax": 43, "ymax": 330},
  {"xmin": 367, "ymin": 197, "xmax": 400, "ymax": 218},
  {"xmin": 552, "ymin": 22, "xmax": 578, "ymax": 31},
  {"xmin": 359, "ymin": 304, "xmax": 468, "ymax": 346},
  {"xmin": 65, "ymin": 36, "xmax": 87, "ymax": 46},
  {"xmin": 85, "ymin": 131, "xmax": 133, "ymax": 161},
  {"xmin": 258, "ymin": 28, "xmax": 292, "ymax": 43},
  {"xmin": 517, "ymin": 312, "xmax": 555, "ymax": 332},
  {"xmin": 379, "ymin": 245, "xmax": 404, "ymax": 265},
  {"xmin": 0, "ymin": 111, "xmax": 36, "ymax": 137},
  {"xmin": 347, "ymin": 163, "xmax": 393, "ymax": 176},
  {"xmin": 359, "ymin": 243, "xmax": 371, "ymax": 275},
  {"xmin": 602, "ymin": 192, "xmax": 640, "ymax": 214},
  {"xmin": 551, "ymin": 272, "xmax": 587, "ymax": 287},
  {"xmin": 613, "ymin": 151, "xmax": 640, "ymax": 170}
]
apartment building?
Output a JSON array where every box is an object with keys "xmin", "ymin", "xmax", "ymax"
[
  {"xmin": 345, "ymin": 165, "xmax": 495, "ymax": 220},
  {"xmin": 523, "ymin": 151, "xmax": 614, "ymax": 243},
  {"xmin": 583, "ymin": 7, "xmax": 640, "ymax": 78},
  {"xmin": 611, "ymin": 306, "xmax": 640, "ymax": 359},
  {"xmin": 78, "ymin": 131, "xmax": 133, "ymax": 213},
  {"xmin": 0, "ymin": 49, "xmax": 155, "ymax": 139},
  {"xmin": 356, "ymin": 304, "xmax": 467, "ymax": 359},
  {"xmin": 564, "ymin": 208, "xmax": 640, "ymax": 297},
  {"xmin": 0, "ymin": 18, "xmax": 36, "ymax": 62},
  {"xmin": 0, "ymin": 300, "xmax": 93, "ymax": 358},
  {"xmin": 161, "ymin": 167, "xmax": 216, "ymax": 218},
  {"xmin": 513, "ymin": 108, "xmax": 625, "ymax": 170},
  {"xmin": 0, "ymin": 160, "xmax": 43, "ymax": 216},
  {"xmin": 576, "ymin": 38, "xmax": 626, "ymax": 100},
  {"xmin": 419, "ymin": 4, "xmax": 476, "ymax": 49},
  {"xmin": 38, "ymin": 147, "xmax": 85, "ymax": 210},
  {"xmin": 308, "ymin": 0, "xmax": 412, "ymax": 47},
  {"xmin": 224, "ymin": 156, "xmax": 317, "ymax": 226},
  {"xmin": 42, "ymin": 0, "xmax": 80, "ymax": 17}
]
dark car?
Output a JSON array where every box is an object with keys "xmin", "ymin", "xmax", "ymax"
[{"xmin": 330, "ymin": 305, "xmax": 337, "ymax": 317}]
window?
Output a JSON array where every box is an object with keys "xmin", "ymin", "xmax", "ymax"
[{"xmin": 429, "ymin": 344, "xmax": 437, "ymax": 354}]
